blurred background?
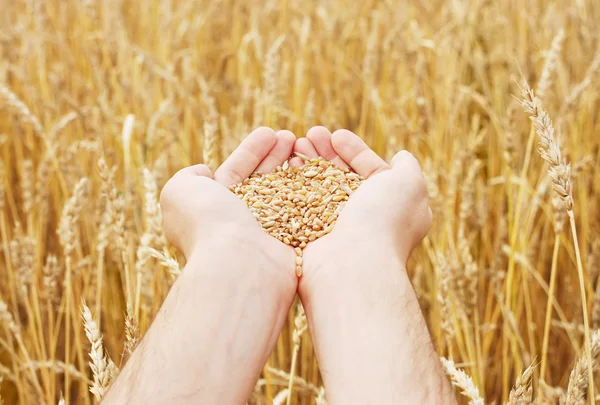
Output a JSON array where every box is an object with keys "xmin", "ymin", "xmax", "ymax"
[{"xmin": 0, "ymin": 0, "xmax": 599, "ymax": 403}]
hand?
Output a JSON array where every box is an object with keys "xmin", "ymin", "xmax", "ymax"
[
  {"xmin": 105, "ymin": 128, "xmax": 301, "ymax": 405},
  {"xmin": 293, "ymin": 127, "xmax": 450, "ymax": 405},
  {"xmin": 159, "ymin": 127, "xmax": 298, "ymax": 290}
]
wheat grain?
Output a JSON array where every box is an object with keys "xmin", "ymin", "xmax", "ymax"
[
  {"xmin": 441, "ymin": 357, "xmax": 484, "ymax": 405},
  {"xmin": 97, "ymin": 157, "xmax": 118, "ymax": 253},
  {"xmin": 0, "ymin": 83, "xmax": 44, "ymax": 137},
  {"xmin": 458, "ymin": 236, "xmax": 478, "ymax": 317},
  {"xmin": 436, "ymin": 253, "xmax": 455, "ymax": 343},
  {"xmin": 21, "ymin": 159, "xmax": 33, "ymax": 216},
  {"xmin": 505, "ymin": 363, "xmax": 534, "ymax": 405},
  {"xmin": 315, "ymin": 387, "xmax": 327, "ymax": 405},
  {"xmin": 200, "ymin": 82, "xmax": 220, "ymax": 171},
  {"xmin": 564, "ymin": 49, "xmax": 600, "ymax": 110},
  {"xmin": 42, "ymin": 255, "xmax": 60, "ymax": 305},
  {"xmin": 0, "ymin": 300, "xmax": 20, "ymax": 337},
  {"xmin": 537, "ymin": 28, "xmax": 565, "ymax": 100},
  {"xmin": 81, "ymin": 301, "xmax": 116, "ymax": 400},
  {"xmin": 564, "ymin": 330, "xmax": 600, "ymax": 404},
  {"xmin": 520, "ymin": 87, "xmax": 572, "ymax": 210},
  {"xmin": 124, "ymin": 302, "xmax": 140, "ymax": 358},
  {"xmin": 9, "ymin": 226, "xmax": 36, "ymax": 295},
  {"xmin": 58, "ymin": 178, "xmax": 88, "ymax": 256},
  {"xmin": 34, "ymin": 152, "xmax": 52, "ymax": 209}
]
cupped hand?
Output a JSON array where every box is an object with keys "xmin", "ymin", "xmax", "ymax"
[
  {"xmin": 293, "ymin": 127, "xmax": 452, "ymax": 405},
  {"xmin": 293, "ymin": 126, "xmax": 432, "ymax": 286},
  {"xmin": 159, "ymin": 127, "xmax": 298, "ymax": 287}
]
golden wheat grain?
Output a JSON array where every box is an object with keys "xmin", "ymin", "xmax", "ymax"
[
  {"xmin": 9, "ymin": 229, "xmax": 36, "ymax": 295},
  {"xmin": 81, "ymin": 301, "xmax": 117, "ymax": 400},
  {"xmin": 42, "ymin": 255, "xmax": 59, "ymax": 305},
  {"xmin": 436, "ymin": 253, "xmax": 455, "ymax": 344},
  {"xmin": 315, "ymin": 387, "xmax": 326, "ymax": 405},
  {"xmin": 57, "ymin": 178, "xmax": 88, "ymax": 256},
  {"xmin": 506, "ymin": 364, "xmax": 534, "ymax": 405},
  {"xmin": 563, "ymin": 49, "xmax": 600, "ymax": 111},
  {"xmin": 537, "ymin": 28, "xmax": 565, "ymax": 101},
  {"xmin": 124, "ymin": 302, "xmax": 139, "ymax": 359},
  {"xmin": 20, "ymin": 160, "xmax": 33, "ymax": 216},
  {"xmin": 0, "ymin": 83, "xmax": 44, "ymax": 137},
  {"xmin": 440, "ymin": 357, "xmax": 484, "ymax": 405}
]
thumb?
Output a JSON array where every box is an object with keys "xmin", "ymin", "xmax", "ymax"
[{"xmin": 173, "ymin": 164, "xmax": 214, "ymax": 179}]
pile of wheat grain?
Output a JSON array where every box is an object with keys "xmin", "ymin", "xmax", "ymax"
[{"xmin": 230, "ymin": 155, "xmax": 363, "ymax": 276}]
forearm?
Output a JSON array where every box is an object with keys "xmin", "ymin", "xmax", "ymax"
[
  {"xmin": 301, "ymin": 243, "xmax": 456, "ymax": 404},
  {"xmin": 103, "ymin": 244, "xmax": 293, "ymax": 405}
]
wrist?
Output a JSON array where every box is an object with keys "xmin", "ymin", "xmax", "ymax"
[{"xmin": 184, "ymin": 232, "xmax": 297, "ymax": 308}]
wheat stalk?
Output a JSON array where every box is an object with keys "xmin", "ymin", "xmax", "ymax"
[{"xmin": 521, "ymin": 83, "xmax": 594, "ymax": 403}]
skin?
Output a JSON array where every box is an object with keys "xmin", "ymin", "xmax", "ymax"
[{"xmin": 103, "ymin": 126, "xmax": 456, "ymax": 405}]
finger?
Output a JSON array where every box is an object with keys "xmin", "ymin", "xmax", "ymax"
[
  {"xmin": 290, "ymin": 137, "xmax": 319, "ymax": 167},
  {"xmin": 306, "ymin": 126, "xmax": 349, "ymax": 169},
  {"xmin": 173, "ymin": 164, "xmax": 213, "ymax": 178},
  {"xmin": 330, "ymin": 129, "xmax": 389, "ymax": 178},
  {"xmin": 214, "ymin": 127, "xmax": 277, "ymax": 186},
  {"xmin": 293, "ymin": 137, "xmax": 319, "ymax": 158},
  {"xmin": 289, "ymin": 157, "xmax": 305, "ymax": 168},
  {"xmin": 255, "ymin": 130, "xmax": 296, "ymax": 173},
  {"xmin": 390, "ymin": 150, "xmax": 423, "ymax": 172}
]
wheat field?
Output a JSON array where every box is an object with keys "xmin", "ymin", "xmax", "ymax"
[{"xmin": 0, "ymin": 0, "xmax": 599, "ymax": 404}]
